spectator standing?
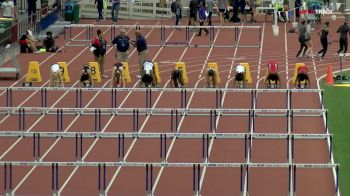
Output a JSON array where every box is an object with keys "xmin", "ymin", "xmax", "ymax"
[
  {"xmin": 295, "ymin": 20, "xmax": 308, "ymax": 59},
  {"xmin": 92, "ymin": 29, "xmax": 108, "ymax": 78},
  {"xmin": 304, "ymin": 20, "xmax": 313, "ymax": 57},
  {"xmin": 206, "ymin": 0, "xmax": 215, "ymax": 26},
  {"xmin": 95, "ymin": 0, "xmax": 103, "ymax": 20},
  {"xmin": 174, "ymin": 0, "xmax": 182, "ymax": 26},
  {"xmin": 295, "ymin": 0, "xmax": 301, "ymax": 21},
  {"xmin": 317, "ymin": 22, "xmax": 329, "ymax": 60},
  {"xmin": 112, "ymin": 28, "xmax": 130, "ymax": 63},
  {"xmin": 217, "ymin": 0, "xmax": 226, "ymax": 26},
  {"xmin": 1, "ymin": 0, "xmax": 15, "ymax": 18},
  {"xmin": 197, "ymin": 2, "xmax": 209, "ymax": 36},
  {"xmin": 130, "ymin": 30, "xmax": 148, "ymax": 78},
  {"xmin": 111, "ymin": 0, "xmax": 120, "ymax": 23},
  {"xmin": 189, "ymin": 0, "xmax": 197, "ymax": 29},
  {"xmin": 337, "ymin": 20, "xmax": 350, "ymax": 56},
  {"xmin": 249, "ymin": 0, "xmax": 256, "ymax": 23},
  {"xmin": 27, "ymin": 0, "xmax": 36, "ymax": 23}
]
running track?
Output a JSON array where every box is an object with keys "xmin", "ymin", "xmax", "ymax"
[{"xmin": 0, "ymin": 16, "xmax": 344, "ymax": 195}]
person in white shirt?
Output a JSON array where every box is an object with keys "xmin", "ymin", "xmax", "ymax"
[
  {"xmin": 235, "ymin": 64, "xmax": 246, "ymax": 88},
  {"xmin": 1, "ymin": 0, "xmax": 15, "ymax": 18},
  {"xmin": 141, "ymin": 61, "xmax": 157, "ymax": 87}
]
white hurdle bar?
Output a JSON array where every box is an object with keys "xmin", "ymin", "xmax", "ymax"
[
  {"xmin": 2, "ymin": 88, "xmax": 324, "ymax": 109},
  {"xmin": 63, "ymin": 24, "xmax": 262, "ymax": 48},
  {"xmin": 0, "ymin": 107, "xmax": 327, "ymax": 117},
  {"xmin": 0, "ymin": 161, "xmax": 338, "ymax": 195},
  {"xmin": 0, "ymin": 131, "xmax": 332, "ymax": 139}
]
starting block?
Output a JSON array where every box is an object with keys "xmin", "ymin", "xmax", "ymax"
[
  {"xmin": 175, "ymin": 62, "xmax": 188, "ymax": 84},
  {"xmin": 207, "ymin": 63, "xmax": 220, "ymax": 83},
  {"xmin": 239, "ymin": 63, "xmax": 252, "ymax": 83},
  {"xmin": 25, "ymin": 61, "xmax": 42, "ymax": 82},
  {"xmin": 88, "ymin": 62, "xmax": 101, "ymax": 83},
  {"xmin": 293, "ymin": 63, "xmax": 305, "ymax": 84},
  {"xmin": 153, "ymin": 62, "xmax": 161, "ymax": 84},
  {"xmin": 121, "ymin": 62, "xmax": 132, "ymax": 83},
  {"xmin": 57, "ymin": 62, "xmax": 70, "ymax": 82}
]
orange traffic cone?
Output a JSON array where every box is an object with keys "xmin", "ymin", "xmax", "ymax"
[{"xmin": 326, "ymin": 64, "xmax": 334, "ymax": 85}]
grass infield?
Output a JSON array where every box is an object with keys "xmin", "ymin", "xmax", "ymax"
[{"xmin": 322, "ymin": 73, "xmax": 350, "ymax": 196}]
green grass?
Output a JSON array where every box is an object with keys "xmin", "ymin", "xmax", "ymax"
[{"xmin": 321, "ymin": 73, "xmax": 350, "ymax": 196}]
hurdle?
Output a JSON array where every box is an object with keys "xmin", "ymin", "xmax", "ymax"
[
  {"xmin": 0, "ymin": 107, "xmax": 327, "ymax": 117},
  {"xmin": 0, "ymin": 87, "xmax": 323, "ymax": 111},
  {"xmin": 0, "ymin": 161, "xmax": 339, "ymax": 195},
  {"xmin": 0, "ymin": 131, "xmax": 332, "ymax": 140},
  {"xmin": 0, "ymin": 86, "xmax": 324, "ymax": 93},
  {"xmin": 63, "ymin": 24, "xmax": 262, "ymax": 48}
]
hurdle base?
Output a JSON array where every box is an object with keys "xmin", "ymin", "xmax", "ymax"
[
  {"xmin": 5, "ymin": 191, "xmax": 14, "ymax": 196},
  {"xmin": 21, "ymin": 82, "xmax": 32, "ymax": 87},
  {"xmin": 52, "ymin": 191, "xmax": 60, "ymax": 196},
  {"xmin": 98, "ymin": 191, "xmax": 107, "ymax": 196}
]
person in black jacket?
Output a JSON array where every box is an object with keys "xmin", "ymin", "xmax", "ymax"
[
  {"xmin": 95, "ymin": 0, "xmax": 103, "ymax": 20},
  {"xmin": 317, "ymin": 22, "xmax": 329, "ymax": 60},
  {"xmin": 27, "ymin": 0, "xmax": 36, "ymax": 23},
  {"xmin": 337, "ymin": 20, "xmax": 350, "ymax": 56},
  {"xmin": 43, "ymin": 31, "xmax": 59, "ymax": 52}
]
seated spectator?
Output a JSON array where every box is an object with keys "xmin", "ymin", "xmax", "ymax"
[
  {"xmin": 43, "ymin": 31, "xmax": 60, "ymax": 52},
  {"xmin": 19, "ymin": 30, "xmax": 38, "ymax": 53}
]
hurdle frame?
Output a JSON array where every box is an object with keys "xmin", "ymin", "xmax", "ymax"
[{"xmin": 62, "ymin": 24, "xmax": 262, "ymax": 48}]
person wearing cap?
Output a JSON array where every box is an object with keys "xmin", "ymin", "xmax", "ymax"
[
  {"xmin": 91, "ymin": 29, "xmax": 108, "ymax": 78},
  {"xmin": 130, "ymin": 30, "xmax": 148, "ymax": 78},
  {"xmin": 141, "ymin": 61, "xmax": 157, "ymax": 87},
  {"xmin": 80, "ymin": 64, "xmax": 93, "ymax": 87},
  {"xmin": 112, "ymin": 29, "xmax": 130, "ymax": 63},
  {"xmin": 336, "ymin": 20, "xmax": 350, "ymax": 56},
  {"xmin": 43, "ymin": 31, "xmax": 59, "ymax": 52},
  {"xmin": 235, "ymin": 64, "xmax": 246, "ymax": 88},
  {"xmin": 110, "ymin": 62, "xmax": 125, "ymax": 88},
  {"xmin": 171, "ymin": 67, "xmax": 185, "ymax": 88},
  {"xmin": 49, "ymin": 64, "xmax": 64, "ymax": 87}
]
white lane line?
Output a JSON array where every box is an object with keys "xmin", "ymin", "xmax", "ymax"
[
  {"xmin": 0, "ymin": 25, "xmax": 115, "ymax": 127},
  {"xmin": 257, "ymin": 22, "xmax": 265, "ymax": 80},
  {"xmin": 0, "ymin": 24, "xmax": 115, "ymax": 160},
  {"xmin": 82, "ymin": 29, "xmax": 177, "ymax": 161},
  {"xmin": 285, "ymin": 23, "xmax": 289, "ymax": 81},
  {"xmin": 152, "ymin": 29, "xmax": 221, "ymax": 194},
  {"xmin": 9, "ymin": 23, "xmax": 140, "ymax": 193},
  {"xmin": 228, "ymin": 23, "xmax": 244, "ymax": 79},
  {"xmin": 106, "ymin": 30, "xmax": 198, "ymax": 194},
  {"xmin": 58, "ymin": 22, "xmax": 165, "ymax": 194},
  {"xmin": 198, "ymin": 23, "xmax": 248, "ymax": 193},
  {"xmin": 0, "ymin": 21, "xmax": 99, "ymax": 96}
]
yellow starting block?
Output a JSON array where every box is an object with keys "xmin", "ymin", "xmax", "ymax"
[
  {"xmin": 25, "ymin": 61, "xmax": 42, "ymax": 82},
  {"xmin": 207, "ymin": 63, "xmax": 221, "ymax": 83},
  {"xmin": 121, "ymin": 62, "xmax": 132, "ymax": 83},
  {"xmin": 293, "ymin": 63, "xmax": 306, "ymax": 84},
  {"xmin": 57, "ymin": 62, "xmax": 70, "ymax": 82},
  {"xmin": 175, "ymin": 62, "xmax": 188, "ymax": 84},
  {"xmin": 153, "ymin": 62, "xmax": 161, "ymax": 84},
  {"xmin": 88, "ymin": 62, "xmax": 101, "ymax": 82},
  {"xmin": 239, "ymin": 63, "xmax": 252, "ymax": 83}
]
